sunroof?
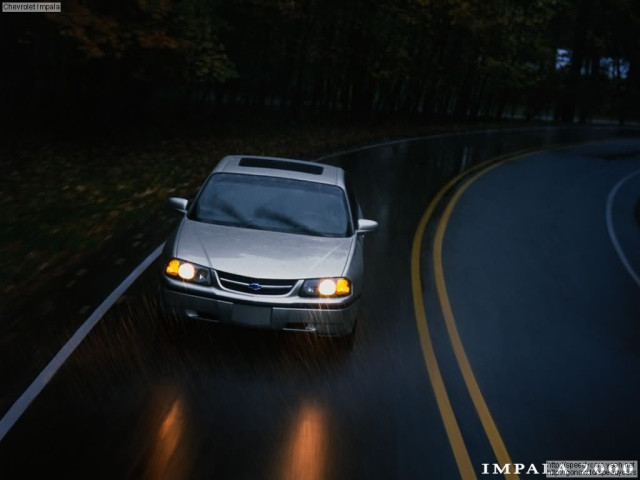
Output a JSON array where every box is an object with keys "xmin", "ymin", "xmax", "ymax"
[{"xmin": 239, "ymin": 157, "xmax": 324, "ymax": 175}]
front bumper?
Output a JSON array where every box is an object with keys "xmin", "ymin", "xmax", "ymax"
[{"xmin": 162, "ymin": 282, "xmax": 359, "ymax": 337}]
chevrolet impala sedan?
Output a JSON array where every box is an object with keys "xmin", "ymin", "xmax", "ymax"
[{"xmin": 161, "ymin": 155, "xmax": 377, "ymax": 339}]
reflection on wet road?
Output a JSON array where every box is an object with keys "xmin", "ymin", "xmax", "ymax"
[
  {"xmin": 1, "ymin": 127, "xmax": 638, "ymax": 479},
  {"xmin": 277, "ymin": 401, "xmax": 327, "ymax": 480}
]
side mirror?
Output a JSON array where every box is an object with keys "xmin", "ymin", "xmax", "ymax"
[
  {"xmin": 357, "ymin": 219, "xmax": 378, "ymax": 234},
  {"xmin": 167, "ymin": 197, "xmax": 188, "ymax": 214}
]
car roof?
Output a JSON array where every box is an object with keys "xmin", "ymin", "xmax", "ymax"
[{"xmin": 212, "ymin": 155, "xmax": 346, "ymax": 188}]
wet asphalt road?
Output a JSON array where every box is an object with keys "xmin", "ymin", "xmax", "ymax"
[
  {"xmin": 1, "ymin": 128, "xmax": 638, "ymax": 479},
  {"xmin": 419, "ymin": 140, "xmax": 640, "ymax": 476}
]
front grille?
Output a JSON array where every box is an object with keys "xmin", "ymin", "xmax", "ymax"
[{"xmin": 216, "ymin": 271, "xmax": 296, "ymax": 296}]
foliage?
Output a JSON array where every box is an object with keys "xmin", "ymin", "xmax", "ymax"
[{"xmin": 3, "ymin": 0, "xmax": 637, "ymax": 123}]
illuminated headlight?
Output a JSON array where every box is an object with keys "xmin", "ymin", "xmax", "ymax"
[
  {"xmin": 165, "ymin": 259, "xmax": 211, "ymax": 285},
  {"xmin": 300, "ymin": 278, "xmax": 351, "ymax": 297}
]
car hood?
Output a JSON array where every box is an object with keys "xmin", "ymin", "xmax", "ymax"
[{"xmin": 175, "ymin": 219, "xmax": 354, "ymax": 279}]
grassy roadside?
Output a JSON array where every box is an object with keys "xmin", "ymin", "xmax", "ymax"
[{"xmin": 0, "ymin": 116, "xmax": 522, "ymax": 306}]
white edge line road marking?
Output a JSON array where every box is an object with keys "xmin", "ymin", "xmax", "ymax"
[
  {"xmin": 605, "ymin": 169, "xmax": 640, "ymax": 288},
  {"xmin": 0, "ymin": 243, "xmax": 165, "ymax": 442}
]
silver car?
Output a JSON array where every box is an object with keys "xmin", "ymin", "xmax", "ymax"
[{"xmin": 161, "ymin": 155, "xmax": 377, "ymax": 339}]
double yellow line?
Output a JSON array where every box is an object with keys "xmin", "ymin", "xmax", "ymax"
[{"xmin": 411, "ymin": 151, "xmax": 531, "ymax": 480}]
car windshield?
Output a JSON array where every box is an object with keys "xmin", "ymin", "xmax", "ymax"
[{"xmin": 191, "ymin": 173, "xmax": 352, "ymax": 237}]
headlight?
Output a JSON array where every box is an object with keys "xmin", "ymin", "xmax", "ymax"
[
  {"xmin": 300, "ymin": 277, "xmax": 351, "ymax": 297},
  {"xmin": 165, "ymin": 259, "xmax": 211, "ymax": 285}
]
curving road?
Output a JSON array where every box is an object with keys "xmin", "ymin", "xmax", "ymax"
[
  {"xmin": 0, "ymin": 129, "xmax": 638, "ymax": 479},
  {"xmin": 416, "ymin": 141, "xmax": 640, "ymax": 478}
]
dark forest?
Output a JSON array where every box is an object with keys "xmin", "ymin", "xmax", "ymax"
[{"xmin": 2, "ymin": 0, "xmax": 639, "ymax": 130}]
